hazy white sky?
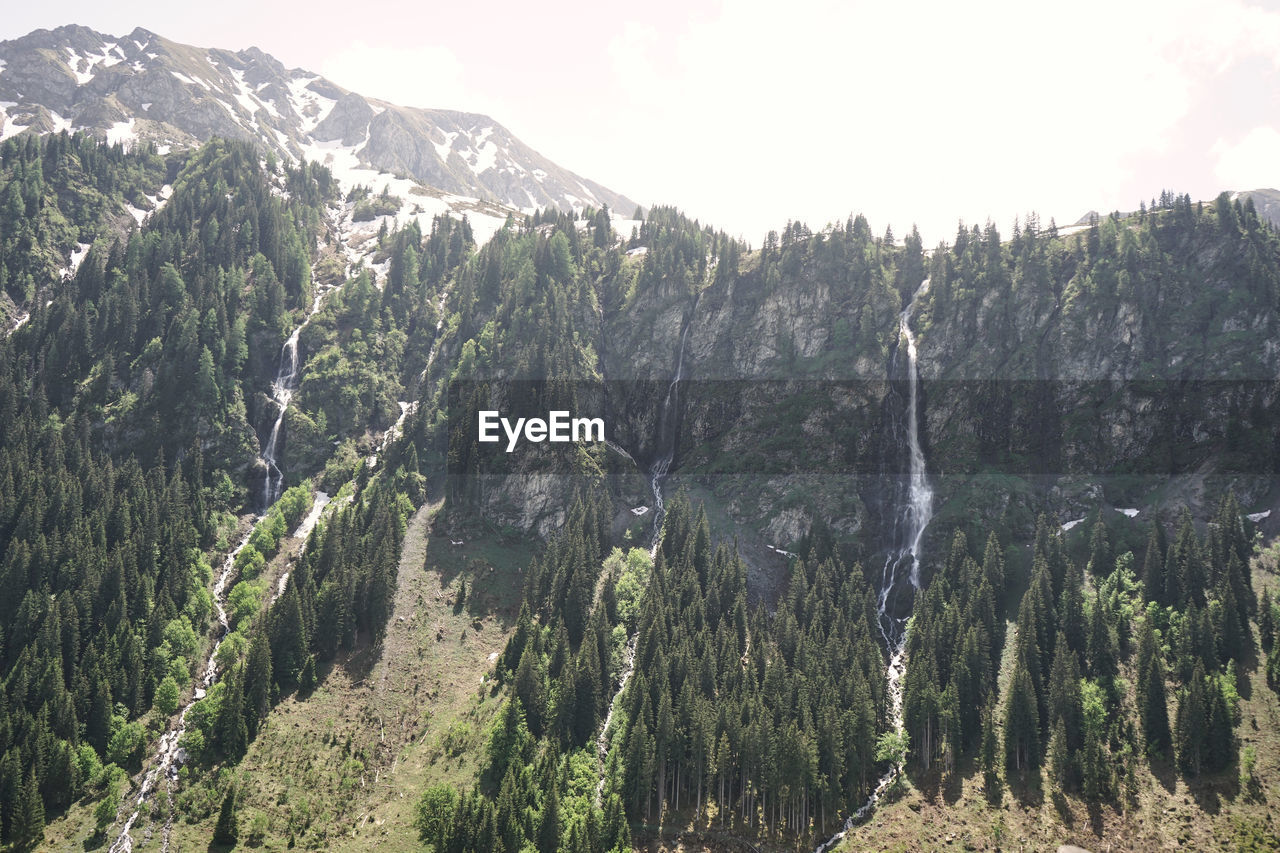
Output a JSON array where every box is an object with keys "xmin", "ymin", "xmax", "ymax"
[{"xmin": 5, "ymin": 0, "xmax": 1280, "ymax": 243}]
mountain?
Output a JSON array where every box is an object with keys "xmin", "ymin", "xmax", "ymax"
[
  {"xmin": 0, "ymin": 24, "xmax": 637, "ymax": 224},
  {"xmin": 1075, "ymin": 187, "xmax": 1280, "ymax": 230},
  {"xmin": 3, "ymin": 60, "xmax": 1280, "ymax": 853},
  {"xmin": 1239, "ymin": 188, "xmax": 1280, "ymax": 226}
]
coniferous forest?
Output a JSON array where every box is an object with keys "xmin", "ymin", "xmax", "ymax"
[{"xmin": 2, "ymin": 110, "xmax": 1280, "ymax": 853}]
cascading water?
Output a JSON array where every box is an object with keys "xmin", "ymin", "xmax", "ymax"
[
  {"xmin": 260, "ymin": 285, "xmax": 331, "ymax": 509},
  {"xmin": 261, "ymin": 329, "xmax": 300, "ymax": 508},
  {"xmin": 648, "ymin": 297, "xmax": 697, "ymax": 553},
  {"xmin": 110, "ymin": 287, "xmax": 333, "ymax": 853},
  {"xmin": 813, "ymin": 279, "xmax": 932, "ymax": 853},
  {"xmin": 108, "ymin": 531, "xmax": 253, "ymax": 853},
  {"xmin": 592, "ymin": 296, "xmax": 698, "ymax": 802}
]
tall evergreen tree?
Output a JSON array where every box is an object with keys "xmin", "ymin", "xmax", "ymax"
[
  {"xmin": 1175, "ymin": 664, "xmax": 1208, "ymax": 777},
  {"xmin": 1004, "ymin": 660, "xmax": 1040, "ymax": 774}
]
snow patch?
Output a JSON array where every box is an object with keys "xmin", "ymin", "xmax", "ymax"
[
  {"xmin": 432, "ymin": 130, "xmax": 458, "ymax": 162},
  {"xmin": 1114, "ymin": 507, "xmax": 1140, "ymax": 518},
  {"xmin": 230, "ymin": 67, "xmax": 277, "ymax": 118},
  {"xmin": 124, "ymin": 201, "xmax": 147, "ymax": 225},
  {"xmin": 64, "ymin": 48, "xmax": 95, "ymax": 85},
  {"xmin": 67, "ymin": 44, "xmax": 124, "ymax": 83},
  {"xmin": 303, "ymin": 133, "xmax": 513, "ymax": 262},
  {"xmin": 1248, "ymin": 510, "xmax": 1272, "ymax": 523},
  {"xmin": 141, "ymin": 102, "xmax": 152, "ymax": 111},
  {"xmin": 0, "ymin": 102, "xmax": 28, "ymax": 141},
  {"xmin": 48, "ymin": 111, "xmax": 73, "ymax": 134},
  {"xmin": 1061, "ymin": 517, "xmax": 1086, "ymax": 532},
  {"xmin": 61, "ymin": 242, "xmax": 92, "ymax": 279},
  {"xmin": 106, "ymin": 118, "xmax": 136, "ymax": 147},
  {"xmin": 286, "ymin": 75, "xmax": 337, "ymax": 134},
  {"xmin": 170, "ymin": 70, "xmax": 211, "ymax": 90},
  {"xmin": 467, "ymin": 126, "xmax": 497, "ymax": 175}
]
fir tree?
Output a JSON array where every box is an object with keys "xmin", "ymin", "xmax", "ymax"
[
  {"xmin": 243, "ymin": 633, "xmax": 273, "ymax": 738},
  {"xmin": 1136, "ymin": 622, "xmax": 1172, "ymax": 757},
  {"xmin": 13, "ymin": 769, "xmax": 43, "ymax": 848},
  {"xmin": 1175, "ymin": 664, "xmax": 1208, "ymax": 777},
  {"xmin": 1004, "ymin": 661, "xmax": 1040, "ymax": 774}
]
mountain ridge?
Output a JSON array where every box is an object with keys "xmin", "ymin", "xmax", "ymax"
[{"xmin": 0, "ymin": 24, "xmax": 638, "ymax": 219}]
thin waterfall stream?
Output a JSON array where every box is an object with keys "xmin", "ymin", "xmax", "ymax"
[
  {"xmin": 109, "ymin": 285, "xmax": 333, "ymax": 853},
  {"xmin": 813, "ymin": 279, "xmax": 933, "ymax": 853},
  {"xmin": 648, "ymin": 296, "xmax": 698, "ymax": 554},
  {"xmin": 595, "ymin": 296, "xmax": 697, "ymax": 804},
  {"xmin": 261, "ymin": 284, "xmax": 331, "ymax": 509}
]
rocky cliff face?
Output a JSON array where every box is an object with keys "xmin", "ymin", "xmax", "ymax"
[
  {"xmin": 0, "ymin": 25, "xmax": 636, "ymax": 216},
  {"xmin": 911, "ymin": 213, "xmax": 1280, "ymax": 541},
  {"xmin": 436, "ymin": 202, "xmax": 1278, "ymax": 584}
]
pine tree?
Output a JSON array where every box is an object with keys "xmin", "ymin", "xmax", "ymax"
[
  {"xmin": 87, "ymin": 676, "xmax": 112, "ymax": 755},
  {"xmin": 216, "ymin": 665, "xmax": 249, "ymax": 760},
  {"xmin": 13, "ymin": 769, "xmax": 44, "ymax": 848},
  {"xmin": 485, "ymin": 697, "xmax": 532, "ymax": 788},
  {"xmin": 514, "ymin": 643, "xmax": 547, "ymax": 739},
  {"xmin": 1136, "ymin": 622, "xmax": 1172, "ymax": 757},
  {"xmin": 1048, "ymin": 642, "xmax": 1084, "ymax": 755},
  {"xmin": 0, "ymin": 750, "xmax": 19, "ymax": 843},
  {"xmin": 1142, "ymin": 522, "xmax": 1166, "ymax": 605},
  {"xmin": 244, "ymin": 633, "xmax": 272, "ymax": 738},
  {"xmin": 299, "ymin": 655, "xmax": 317, "ymax": 694},
  {"xmin": 1086, "ymin": 592, "xmax": 1115, "ymax": 680},
  {"xmin": 1058, "ymin": 570, "xmax": 1086, "ymax": 667},
  {"xmin": 980, "ymin": 702, "xmax": 1000, "ymax": 795},
  {"xmin": 1047, "ymin": 717, "xmax": 1073, "ymax": 792},
  {"xmin": 1004, "ymin": 661, "xmax": 1040, "ymax": 774},
  {"xmin": 1175, "ymin": 664, "xmax": 1208, "ymax": 777},
  {"xmin": 536, "ymin": 773, "xmax": 560, "ymax": 853},
  {"xmin": 1205, "ymin": 676, "xmax": 1235, "ymax": 772},
  {"xmin": 269, "ymin": 584, "xmax": 308, "ymax": 684},
  {"xmin": 1088, "ymin": 515, "xmax": 1113, "ymax": 576}
]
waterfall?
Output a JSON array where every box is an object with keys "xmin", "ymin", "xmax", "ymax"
[
  {"xmin": 109, "ymin": 529, "xmax": 255, "ymax": 853},
  {"xmin": 875, "ymin": 278, "xmax": 934, "ymax": 648},
  {"xmin": 261, "ymin": 328, "xmax": 300, "ymax": 508},
  {"xmin": 812, "ymin": 279, "xmax": 932, "ymax": 853},
  {"xmin": 111, "ymin": 286, "xmax": 334, "ymax": 853},
  {"xmin": 260, "ymin": 286, "xmax": 330, "ymax": 510},
  {"xmin": 593, "ymin": 297, "xmax": 698, "ymax": 803},
  {"xmin": 648, "ymin": 297, "xmax": 697, "ymax": 553}
]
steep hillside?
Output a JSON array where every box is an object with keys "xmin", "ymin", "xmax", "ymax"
[{"xmin": 0, "ymin": 25, "xmax": 636, "ymax": 246}]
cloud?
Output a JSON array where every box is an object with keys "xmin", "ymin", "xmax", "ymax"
[
  {"xmin": 320, "ymin": 41, "xmax": 477, "ymax": 112},
  {"xmin": 1214, "ymin": 127, "xmax": 1280, "ymax": 189},
  {"xmin": 584, "ymin": 0, "xmax": 1280, "ymax": 242}
]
